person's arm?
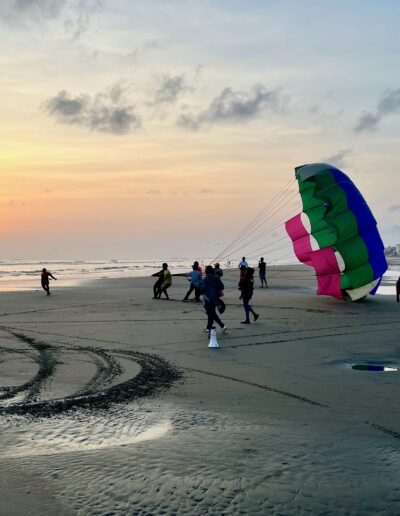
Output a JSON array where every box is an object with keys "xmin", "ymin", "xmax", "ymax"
[
  {"xmin": 49, "ymin": 273, "xmax": 57, "ymax": 280},
  {"xmin": 151, "ymin": 270, "xmax": 162, "ymax": 277}
]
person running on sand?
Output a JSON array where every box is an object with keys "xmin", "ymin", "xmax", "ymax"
[
  {"xmin": 258, "ymin": 257, "xmax": 268, "ymax": 288},
  {"xmin": 396, "ymin": 276, "xmax": 400, "ymax": 303},
  {"xmin": 151, "ymin": 266, "xmax": 165, "ymax": 299},
  {"xmin": 201, "ymin": 265, "xmax": 227, "ymax": 335},
  {"xmin": 158, "ymin": 263, "xmax": 172, "ymax": 300},
  {"xmin": 41, "ymin": 268, "xmax": 57, "ymax": 296},
  {"xmin": 183, "ymin": 261, "xmax": 202, "ymax": 301},
  {"xmin": 239, "ymin": 267, "xmax": 259, "ymax": 324}
]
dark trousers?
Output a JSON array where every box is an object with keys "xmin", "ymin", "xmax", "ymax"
[
  {"xmin": 153, "ymin": 279, "xmax": 162, "ymax": 298},
  {"xmin": 243, "ymin": 296, "xmax": 255, "ymax": 318},
  {"xmin": 184, "ymin": 284, "xmax": 201, "ymax": 301},
  {"xmin": 397, "ymin": 281, "xmax": 400, "ymax": 302},
  {"xmin": 41, "ymin": 281, "xmax": 50, "ymax": 295},
  {"xmin": 205, "ymin": 301, "xmax": 224, "ymax": 330}
]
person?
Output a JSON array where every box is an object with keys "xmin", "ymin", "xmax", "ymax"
[
  {"xmin": 213, "ymin": 263, "xmax": 223, "ymax": 277},
  {"xmin": 183, "ymin": 261, "xmax": 202, "ymax": 301},
  {"xmin": 239, "ymin": 267, "xmax": 259, "ymax": 324},
  {"xmin": 258, "ymin": 257, "xmax": 268, "ymax": 288},
  {"xmin": 158, "ymin": 263, "xmax": 172, "ymax": 300},
  {"xmin": 238, "ymin": 265, "xmax": 247, "ymax": 290},
  {"xmin": 396, "ymin": 276, "xmax": 400, "ymax": 303},
  {"xmin": 41, "ymin": 268, "xmax": 57, "ymax": 296},
  {"xmin": 201, "ymin": 265, "xmax": 227, "ymax": 335},
  {"xmin": 239, "ymin": 257, "xmax": 248, "ymax": 269},
  {"xmin": 151, "ymin": 266, "xmax": 165, "ymax": 299}
]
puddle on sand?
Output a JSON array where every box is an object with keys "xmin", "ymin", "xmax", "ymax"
[{"xmin": 1, "ymin": 403, "xmax": 172, "ymax": 458}]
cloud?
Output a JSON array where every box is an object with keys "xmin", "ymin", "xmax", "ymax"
[
  {"xmin": 355, "ymin": 89, "xmax": 400, "ymax": 133},
  {"xmin": 321, "ymin": 148, "xmax": 352, "ymax": 169},
  {"xmin": 153, "ymin": 75, "xmax": 190, "ymax": 105},
  {"xmin": 389, "ymin": 204, "xmax": 400, "ymax": 212},
  {"xmin": 0, "ymin": 0, "xmax": 102, "ymax": 39},
  {"xmin": 0, "ymin": 0, "xmax": 66, "ymax": 23},
  {"xmin": 177, "ymin": 84, "xmax": 280, "ymax": 130},
  {"xmin": 200, "ymin": 188, "xmax": 213, "ymax": 194},
  {"xmin": 42, "ymin": 82, "xmax": 141, "ymax": 135},
  {"xmin": 146, "ymin": 189, "xmax": 160, "ymax": 195}
]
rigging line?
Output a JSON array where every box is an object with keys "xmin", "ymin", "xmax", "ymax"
[
  {"xmin": 213, "ymin": 176, "xmax": 295, "ymax": 261},
  {"xmin": 216, "ymin": 184, "xmax": 298, "ymax": 259},
  {"xmin": 224, "ymin": 209, "xmax": 297, "ymax": 259},
  {"xmin": 242, "ymin": 241, "xmax": 292, "ymax": 260},
  {"xmin": 220, "ymin": 190, "xmax": 299, "ymax": 259},
  {"xmin": 237, "ymin": 235, "xmax": 291, "ymax": 259}
]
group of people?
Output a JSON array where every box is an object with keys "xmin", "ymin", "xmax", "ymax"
[{"xmin": 150, "ymin": 257, "xmax": 264, "ymax": 334}]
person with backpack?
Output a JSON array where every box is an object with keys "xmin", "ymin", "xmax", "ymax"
[{"xmin": 201, "ymin": 265, "xmax": 227, "ymax": 335}]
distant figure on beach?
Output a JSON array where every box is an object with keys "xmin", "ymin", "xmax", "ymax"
[
  {"xmin": 258, "ymin": 257, "xmax": 268, "ymax": 288},
  {"xmin": 41, "ymin": 268, "xmax": 57, "ymax": 296},
  {"xmin": 158, "ymin": 263, "xmax": 172, "ymax": 300},
  {"xmin": 213, "ymin": 263, "xmax": 223, "ymax": 277},
  {"xmin": 151, "ymin": 266, "xmax": 165, "ymax": 299},
  {"xmin": 201, "ymin": 265, "xmax": 227, "ymax": 335},
  {"xmin": 239, "ymin": 267, "xmax": 259, "ymax": 324},
  {"xmin": 396, "ymin": 276, "xmax": 400, "ymax": 302},
  {"xmin": 183, "ymin": 261, "xmax": 202, "ymax": 302},
  {"xmin": 239, "ymin": 257, "xmax": 248, "ymax": 269},
  {"xmin": 238, "ymin": 264, "xmax": 247, "ymax": 290}
]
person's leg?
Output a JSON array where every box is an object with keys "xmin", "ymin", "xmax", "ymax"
[
  {"xmin": 213, "ymin": 310, "xmax": 225, "ymax": 328},
  {"xmin": 242, "ymin": 298, "xmax": 250, "ymax": 323},
  {"xmin": 42, "ymin": 282, "xmax": 50, "ymax": 295},
  {"xmin": 397, "ymin": 282, "xmax": 399, "ymax": 302},
  {"xmin": 194, "ymin": 287, "xmax": 201, "ymax": 301},
  {"xmin": 164, "ymin": 287, "xmax": 170, "ymax": 300},
  {"xmin": 249, "ymin": 304, "xmax": 259, "ymax": 321},
  {"xmin": 205, "ymin": 303, "xmax": 214, "ymax": 330},
  {"xmin": 184, "ymin": 285, "xmax": 194, "ymax": 300},
  {"xmin": 153, "ymin": 280, "xmax": 161, "ymax": 298}
]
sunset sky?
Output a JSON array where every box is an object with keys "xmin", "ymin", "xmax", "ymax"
[{"xmin": 1, "ymin": 0, "xmax": 400, "ymax": 260}]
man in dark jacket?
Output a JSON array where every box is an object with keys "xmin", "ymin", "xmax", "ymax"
[{"xmin": 201, "ymin": 265, "xmax": 227, "ymax": 334}]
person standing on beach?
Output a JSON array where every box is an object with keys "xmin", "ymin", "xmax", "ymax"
[
  {"xmin": 183, "ymin": 261, "xmax": 202, "ymax": 301},
  {"xmin": 239, "ymin": 267, "xmax": 259, "ymax": 324},
  {"xmin": 396, "ymin": 276, "xmax": 400, "ymax": 302},
  {"xmin": 158, "ymin": 263, "xmax": 172, "ymax": 300},
  {"xmin": 41, "ymin": 268, "xmax": 57, "ymax": 296},
  {"xmin": 213, "ymin": 263, "xmax": 223, "ymax": 277},
  {"xmin": 239, "ymin": 257, "xmax": 248, "ymax": 269},
  {"xmin": 201, "ymin": 265, "xmax": 227, "ymax": 335},
  {"xmin": 151, "ymin": 266, "xmax": 165, "ymax": 299},
  {"xmin": 258, "ymin": 257, "xmax": 268, "ymax": 288}
]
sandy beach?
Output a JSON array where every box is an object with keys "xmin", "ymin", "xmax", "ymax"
[{"xmin": 1, "ymin": 265, "xmax": 400, "ymax": 515}]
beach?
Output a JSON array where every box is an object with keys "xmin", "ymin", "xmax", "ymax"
[{"xmin": 1, "ymin": 265, "xmax": 400, "ymax": 515}]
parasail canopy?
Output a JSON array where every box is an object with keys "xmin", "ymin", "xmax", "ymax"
[{"xmin": 285, "ymin": 163, "xmax": 387, "ymax": 301}]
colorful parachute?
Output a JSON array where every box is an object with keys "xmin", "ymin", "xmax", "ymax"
[{"xmin": 285, "ymin": 163, "xmax": 387, "ymax": 301}]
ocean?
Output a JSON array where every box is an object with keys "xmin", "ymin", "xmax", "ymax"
[{"xmin": 0, "ymin": 258, "xmax": 398, "ymax": 295}]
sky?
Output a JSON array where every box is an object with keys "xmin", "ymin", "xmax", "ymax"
[{"xmin": 1, "ymin": 0, "xmax": 400, "ymax": 261}]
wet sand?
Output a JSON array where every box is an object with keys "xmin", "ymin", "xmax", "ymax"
[{"xmin": 0, "ymin": 266, "xmax": 400, "ymax": 514}]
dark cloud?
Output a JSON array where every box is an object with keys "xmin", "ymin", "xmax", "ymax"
[
  {"xmin": 321, "ymin": 148, "xmax": 352, "ymax": 169},
  {"xmin": 153, "ymin": 75, "xmax": 190, "ymax": 105},
  {"xmin": 355, "ymin": 89, "xmax": 400, "ymax": 133},
  {"xmin": 389, "ymin": 204, "xmax": 400, "ymax": 212},
  {"xmin": 0, "ymin": 0, "xmax": 102, "ymax": 39},
  {"xmin": 42, "ymin": 82, "xmax": 141, "ymax": 135},
  {"xmin": 177, "ymin": 84, "xmax": 280, "ymax": 130},
  {"xmin": 0, "ymin": 0, "xmax": 66, "ymax": 22}
]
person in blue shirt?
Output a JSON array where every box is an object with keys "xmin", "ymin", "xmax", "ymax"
[
  {"xmin": 183, "ymin": 261, "xmax": 202, "ymax": 301},
  {"xmin": 201, "ymin": 265, "xmax": 227, "ymax": 335}
]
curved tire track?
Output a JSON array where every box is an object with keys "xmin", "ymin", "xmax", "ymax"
[{"xmin": 0, "ymin": 332, "xmax": 181, "ymax": 418}]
